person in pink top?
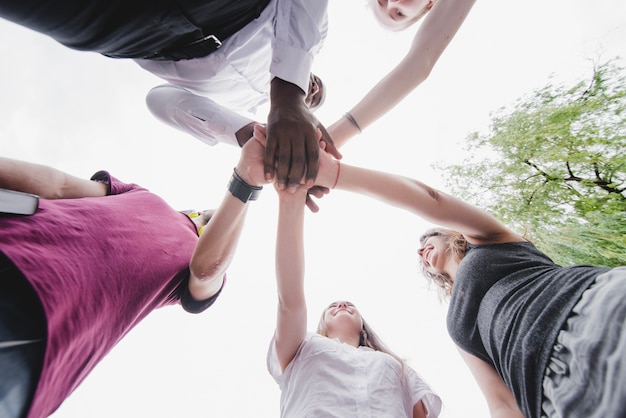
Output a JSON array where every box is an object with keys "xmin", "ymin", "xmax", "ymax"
[{"xmin": 0, "ymin": 136, "xmax": 268, "ymax": 418}]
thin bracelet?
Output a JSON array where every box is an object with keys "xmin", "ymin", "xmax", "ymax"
[
  {"xmin": 332, "ymin": 160, "xmax": 341, "ymax": 189},
  {"xmin": 344, "ymin": 112, "xmax": 362, "ymax": 134}
]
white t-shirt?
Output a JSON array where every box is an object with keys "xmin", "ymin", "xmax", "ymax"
[{"xmin": 267, "ymin": 333, "xmax": 442, "ymax": 418}]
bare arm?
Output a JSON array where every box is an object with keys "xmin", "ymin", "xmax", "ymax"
[
  {"xmin": 0, "ymin": 157, "xmax": 107, "ymax": 199},
  {"xmin": 315, "ymin": 153, "xmax": 522, "ymax": 245},
  {"xmin": 273, "ymin": 186, "xmax": 309, "ymax": 372},
  {"xmin": 328, "ymin": 0, "xmax": 477, "ymax": 147},
  {"xmin": 413, "ymin": 401, "xmax": 427, "ymax": 418},
  {"xmin": 458, "ymin": 349, "xmax": 525, "ymax": 418},
  {"xmin": 187, "ymin": 136, "xmax": 267, "ymax": 300}
]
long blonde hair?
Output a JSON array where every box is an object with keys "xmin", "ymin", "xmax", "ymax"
[{"xmin": 419, "ymin": 228, "xmax": 468, "ymax": 300}]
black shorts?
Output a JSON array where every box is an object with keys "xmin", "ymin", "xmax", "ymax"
[{"xmin": 0, "ymin": 253, "xmax": 46, "ymax": 418}]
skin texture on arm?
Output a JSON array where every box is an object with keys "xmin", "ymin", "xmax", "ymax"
[
  {"xmin": 458, "ymin": 349, "xmax": 525, "ymax": 418},
  {"xmin": 274, "ymin": 186, "xmax": 309, "ymax": 372},
  {"xmin": 328, "ymin": 0, "xmax": 477, "ymax": 147},
  {"xmin": 187, "ymin": 136, "xmax": 267, "ymax": 301},
  {"xmin": 0, "ymin": 157, "xmax": 107, "ymax": 199},
  {"xmin": 315, "ymin": 150, "xmax": 522, "ymax": 245}
]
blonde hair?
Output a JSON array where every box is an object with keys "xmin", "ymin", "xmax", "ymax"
[{"xmin": 419, "ymin": 228, "xmax": 468, "ymax": 300}]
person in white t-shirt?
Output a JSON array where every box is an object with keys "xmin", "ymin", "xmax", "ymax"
[{"xmin": 266, "ymin": 154, "xmax": 442, "ymax": 417}]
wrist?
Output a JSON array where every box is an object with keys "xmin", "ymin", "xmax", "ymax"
[
  {"xmin": 228, "ymin": 168, "xmax": 263, "ymax": 203},
  {"xmin": 270, "ymin": 77, "xmax": 305, "ymax": 105}
]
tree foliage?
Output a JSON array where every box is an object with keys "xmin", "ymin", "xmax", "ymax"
[{"xmin": 437, "ymin": 59, "xmax": 626, "ymax": 267}]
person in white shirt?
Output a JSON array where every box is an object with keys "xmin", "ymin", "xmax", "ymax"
[
  {"xmin": 267, "ymin": 143, "xmax": 442, "ymax": 417},
  {"xmin": 0, "ymin": 0, "xmax": 340, "ymax": 192}
]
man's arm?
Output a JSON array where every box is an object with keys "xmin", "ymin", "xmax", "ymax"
[
  {"xmin": 146, "ymin": 84, "xmax": 254, "ymax": 148},
  {"xmin": 0, "ymin": 157, "xmax": 107, "ymax": 199},
  {"xmin": 264, "ymin": 0, "xmax": 341, "ymax": 191},
  {"xmin": 187, "ymin": 134, "xmax": 267, "ymax": 301}
]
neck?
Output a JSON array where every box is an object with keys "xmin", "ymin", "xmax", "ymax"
[{"xmin": 329, "ymin": 331, "xmax": 360, "ymax": 348}]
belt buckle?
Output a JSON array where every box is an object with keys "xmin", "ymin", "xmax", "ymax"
[{"xmin": 187, "ymin": 34, "xmax": 222, "ymax": 49}]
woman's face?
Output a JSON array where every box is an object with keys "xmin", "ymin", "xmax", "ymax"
[
  {"xmin": 371, "ymin": 0, "xmax": 432, "ymax": 30},
  {"xmin": 417, "ymin": 234, "xmax": 449, "ymax": 275},
  {"xmin": 322, "ymin": 301, "xmax": 363, "ymax": 338}
]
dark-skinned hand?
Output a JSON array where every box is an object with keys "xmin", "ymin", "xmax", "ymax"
[{"xmin": 265, "ymin": 78, "xmax": 341, "ymax": 193}]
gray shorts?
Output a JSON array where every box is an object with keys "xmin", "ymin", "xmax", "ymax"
[{"xmin": 541, "ymin": 267, "xmax": 626, "ymax": 418}]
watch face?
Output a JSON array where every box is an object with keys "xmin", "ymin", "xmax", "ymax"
[{"xmin": 228, "ymin": 173, "xmax": 261, "ymax": 203}]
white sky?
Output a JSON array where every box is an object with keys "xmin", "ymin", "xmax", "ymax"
[{"xmin": 0, "ymin": 1, "xmax": 624, "ymax": 417}]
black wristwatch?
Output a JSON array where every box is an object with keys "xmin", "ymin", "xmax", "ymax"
[{"xmin": 228, "ymin": 168, "xmax": 262, "ymax": 203}]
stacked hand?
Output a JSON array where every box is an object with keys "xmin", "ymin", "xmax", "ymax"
[
  {"xmin": 264, "ymin": 78, "xmax": 342, "ymax": 193},
  {"xmin": 252, "ymin": 124, "xmax": 340, "ymax": 212}
]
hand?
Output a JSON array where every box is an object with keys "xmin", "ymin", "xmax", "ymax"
[
  {"xmin": 265, "ymin": 78, "xmax": 342, "ymax": 192},
  {"xmin": 315, "ymin": 139, "xmax": 341, "ymax": 190},
  {"xmin": 235, "ymin": 129, "xmax": 268, "ymax": 187},
  {"xmin": 254, "ymin": 124, "xmax": 331, "ymax": 213}
]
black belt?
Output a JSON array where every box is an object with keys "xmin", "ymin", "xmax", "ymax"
[
  {"xmin": 145, "ymin": 0, "xmax": 270, "ymax": 61},
  {"xmin": 147, "ymin": 33, "xmax": 223, "ymax": 61}
]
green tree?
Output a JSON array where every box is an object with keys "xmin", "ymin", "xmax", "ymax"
[{"xmin": 437, "ymin": 59, "xmax": 626, "ymax": 267}]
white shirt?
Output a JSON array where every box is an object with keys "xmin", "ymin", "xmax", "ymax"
[
  {"xmin": 267, "ymin": 333, "xmax": 442, "ymax": 418},
  {"xmin": 134, "ymin": 0, "xmax": 328, "ymax": 145}
]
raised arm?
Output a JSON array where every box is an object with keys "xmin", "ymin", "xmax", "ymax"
[
  {"xmin": 457, "ymin": 349, "xmax": 524, "ymax": 418},
  {"xmin": 315, "ymin": 151, "xmax": 522, "ymax": 245},
  {"xmin": 0, "ymin": 157, "xmax": 107, "ymax": 199},
  {"xmin": 328, "ymin": 0, "xmax": 477, "ymax": 147},
  {"xmin": 273, "ymin": 186, "xmax": 309, "ymax": 371},
  {"xmin": 265, "ymin": 0, "xmax": 341, "ymax": 191},
  {"xmin": 187, "ymin": 135, "xmax": 267, "ymax": 300}
]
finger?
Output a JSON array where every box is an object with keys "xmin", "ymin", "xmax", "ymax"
[
  {"xmin": 308, "ymin": 185, "xmax": 328, "ymax": 199},
  {"xmin": 303, "ymin": 128, "xmax": 320, "ymax": 188},
  {"xmin": 263, "ymin": 127, "xmax": 277, "ymax": 181},
  {"xmin": 285, "ymin": 133, "xmax": 306, "ymax": 193},
  {"xmin": 318, "ymin": 123, "xmax": 343, "ymax": 160},
  {"xmin": 305, "ymin": 194, "xmax": 320, "ymax": 213},
  {"xmin": 253, "ymin": 124, "xmax": 267, "ymax": 145}
]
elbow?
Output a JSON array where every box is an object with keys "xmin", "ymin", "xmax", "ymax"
[{"xmin": 190, "ymin": 257, "xmax": 228, "ymax": 283}]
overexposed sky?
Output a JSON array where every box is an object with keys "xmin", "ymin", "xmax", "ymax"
[{"xmin": 1, "ymin": 1, "xmax": 624, "ymax": 417}]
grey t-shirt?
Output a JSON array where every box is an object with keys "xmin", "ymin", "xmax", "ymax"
[{"xmin": 447, "ymin": 241, "xmax": 608, "ymax": 418}]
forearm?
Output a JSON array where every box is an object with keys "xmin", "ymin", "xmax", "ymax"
[
  {"xmin": 146, "ymin": 84, "xmax": 248, "ymax": 147},
  {"xmin": 329, "ymin": 0, "xmax": 476, "ymax": 146},
  {"xmin": 271, "ymin": 0, "xmax": 328, "ymax": 93},
  {"xmin": 274, "ymin": 191, "xmax": 308, "ymax": 370},
  {"xmin": 276, "ymin": 193, "xmax": 306, "ymax": 311},
  {"xmin": 188, "ymin": 191, "xmax": 249, "ymax": 300},
  {"xmin": 321, "ymin": 162, "xmax": 510, "ymax": 240},
  {"xmin": 0, "ymin": 157, "xmax": 106, "ymax": 198}
]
